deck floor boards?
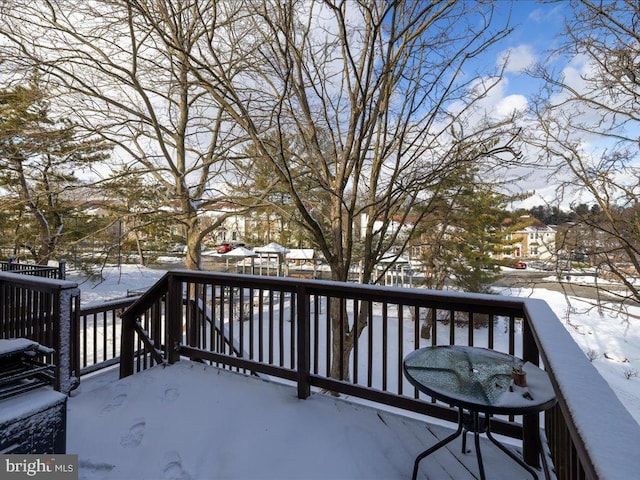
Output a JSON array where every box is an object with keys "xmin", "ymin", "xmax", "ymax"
[{"xmin": 67, "ymin": 361, "xmax": 538, "ymax": 479}]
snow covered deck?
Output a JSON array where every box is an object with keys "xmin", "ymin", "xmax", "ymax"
[{"xmin": 68, "ymin": 361, "xmax": 533, "ymax": 480}]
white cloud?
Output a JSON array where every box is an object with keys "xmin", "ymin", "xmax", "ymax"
[
  {"xmin": 498, "ymin": 45, "xmax": 537, "ymax": 74},
  {"xmin": 495, "ymin": 94, "xmax": 529, "ymax": 119},
  {"xmin": 528, "ymin": 5, "xmax": 565, "ymax": 25}
]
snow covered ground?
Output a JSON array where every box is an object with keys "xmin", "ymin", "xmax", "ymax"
[
  {"xmin": 68, "ymin": 358, "xmax": 534, "ymax": 480},
  {"xmin": 502, "ymin": 285, "xmax": 640, "ymax": 425},
  {"xmin": 68, "ymin": 263, "xmax": 640, "ymax": 426}
]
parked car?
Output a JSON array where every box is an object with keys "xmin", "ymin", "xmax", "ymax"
[
  {"xmin": 528, "ymin": 260, "xmax": 555, "ymax": 271},
  {"xmin": 501, "ymin": 258, "xmax": 527, "ymax": 269},
  {"xmin": 216, "ymin": 243, "xmax": 234, "ymax": 253},
  {"xmin": 170, "ymin": 243, "xmax": 186, "ymax": 254}
]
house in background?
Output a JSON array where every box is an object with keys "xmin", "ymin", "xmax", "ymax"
[{"xmin": 501, "ymin": 215, "xmax": 556, "ymax": 262}]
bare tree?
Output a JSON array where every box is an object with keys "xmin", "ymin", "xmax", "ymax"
[
  {"xmin": 1, "ymin": 0, "xmax": 523, "ymax": 380},
  {"xmin": 175, "ymin": 0, "xmax": 521, "ymax": 379},
  {"xmin": 529, "ymin": 0, "xmax": 640, "ymax": 307},
  {"xmin": 0, "ymin": 0, "xmax": 249, "ymax": 269}
]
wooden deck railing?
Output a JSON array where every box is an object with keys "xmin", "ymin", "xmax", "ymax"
[
  {"xmin": 0, "ymin": 271, "xmax": 79, "ymax": 393},
  {"xmin": 116, "ymin": 270, "xmax": 640, "ymax": 479},
  {"xmin": 2, "ymin": 269, "xmax": 640, "ymax": 479},
  {"xmin": 77, "ymin": 296, "xmax": 137, "ymax": 375},
  {"xmin": 1, "ymin": 257, "xmax": 66, "ymax": 280}
]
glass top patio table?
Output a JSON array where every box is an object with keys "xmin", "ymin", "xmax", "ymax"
[{"xmin": 403, "ymin": 345, "xmax": 556, "ymax": 415}]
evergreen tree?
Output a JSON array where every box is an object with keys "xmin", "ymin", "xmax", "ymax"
[
  {"xmin": 0, "ymin": 80, "xmax": 110, "ymax": 263},
  {"xmin": 416, "ymin": 162, "xmax": 527, "ymax": 294}
]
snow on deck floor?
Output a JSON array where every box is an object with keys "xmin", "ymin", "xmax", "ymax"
[{"xmin": 67, "ymin": 361, "xmax": 534, "ymax": 480}]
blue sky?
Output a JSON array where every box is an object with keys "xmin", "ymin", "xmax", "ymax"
[
  {"xmin": 480, "ymin": 1, "xmax": 587, "ymax": 208},
  {"xmin": 498, "ymin": 1, "xmax": 568, "ymax": 97}
]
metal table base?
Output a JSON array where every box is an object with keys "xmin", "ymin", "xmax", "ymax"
[{"xmin": 412, "ymin": 406, "xmax": 539, "ymax": 480}]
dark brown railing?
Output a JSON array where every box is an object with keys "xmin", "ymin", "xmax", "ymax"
[
  {"xmin": 2, "ymin": 269, "xmax": 639, "ymax": 479},
  {"xmin": 120, "ymin": 272, "xmax": 536, "ymax": 451},
  {"xmin": 0, "ymin": 271, "xmax": 79, "ymax": 393},
  {"xmin": 1, "ymin": 257, "xmax": 66, "ymax": 280},
  {"xmin": 115, "ymin": 270, "xmax": 640, "ymax": 479},
  {"xmin": 77, "ymin": 297, "xmax": 137, "ymax": 375}
]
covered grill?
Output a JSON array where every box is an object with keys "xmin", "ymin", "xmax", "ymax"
[
  {"xmin": 0, "ymin": 338, "xmax": 56, "ymax": 399},
  {"xmin": 0, "ymin": 338, "xmax": 67, "ymax": 454}
]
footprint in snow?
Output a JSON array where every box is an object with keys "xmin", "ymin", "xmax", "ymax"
[
  {"xmin": 163, "ymin": 387, "xmax": 180, "ymax": 403},
  {"xmin": 163, "ymin": 451, "xmax": 192, "ymax": 480},
  {"xmin": 120, "ymin": 418, "xmax": 146, "ymax": 448},
  {"xmin": 101, "ymin": 393, "xmax": 127, "ymax": 413},
  {"xmin": 78, "ymin": 460, "xmax": 116, "ymax": 472}
]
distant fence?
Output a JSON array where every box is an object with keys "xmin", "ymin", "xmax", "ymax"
[{"xmin": 1, "ymin": 256, "xmax": 66, "ymax": 280}]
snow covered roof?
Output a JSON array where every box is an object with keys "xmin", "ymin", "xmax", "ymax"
[
  {"xmin": 286, "ymin": 249, "xmax": 314, "ymax": 260},
  {"xmin": 254, "ymin": 242, "xmax": 290, "ymax": 254},
  {"xmin": 223, "ymin": 246, "xmax": 258, "ymax": 257}
]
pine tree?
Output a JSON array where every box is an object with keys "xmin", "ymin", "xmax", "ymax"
[
  {"xmin": 415, "ymin": 164, "xmax": 527, "ymax": 294},
  {"xmin": 0, "ymin": 80, "xmax": 111, "ymax": 263}
]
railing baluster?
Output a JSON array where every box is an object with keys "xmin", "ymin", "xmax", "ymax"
[
  {"xmin": 325, "ymin": 296, "xmax": 330, "ymax": 377},
  {"xmin": 488, "ymin": 314, "xmax": 495, "ymax": 349},
  {"xmin": 509, "ymin": 315, "xmax": 516, "ymax": 356},
  {"xmin": 249, "ymin": 287, "xmax": 255, "ymax": 360},
  {"xmin": 211, "ymin": 284, "xmax": 217, "ymax": 357},
  {"xmin": 278, "ymin": 290, "xmax": 284, "ymax": 367},
  {"xmin": 239, "ymin": 286, "xmax": 245, "ymax": 360},
  {"xmin": 296, "ymin": 284, "xmax": 310, "ymax": 399},
  {"xmin": 353, "ymin": 298, "xmax": 359, "ymax": 385},
  {"xmin": 268, "ymin": 290, "xmax": 274, "ymax": 365},
  {"xmin": 313, "ymin": 294, "xmax": 319, "ymax": 375},
  {"xmin": 289, "ymin": 292, "xmax": 296, "ymax": 369},
  {"xmin": 220, "ymin": 285, "xmax": 226, "ymax": 356},
  {"xmin": 339, "ymin": 296, "xmax": 345, "ymax": 381},
  {"xmin": 449, "ymin": 308, "xmax": 455, "ymax": 345},
  {"xmin": 367, "ymin": 300, "xmax": 373, "ymax": 388},
  {"xmin": 382, "ymin": 302, "xmax": 388, "ymax": 391},
  {"xmin": 229, "ymin": 286, "xmax": 235, "ymax": 360},
  {"xmin": 258, "ymin": 289, "xmax": 264, "ymax": 362},
  {"xmin": 431, "ymin": 307, "xmax": 437, "ymax": 347},
  {"xmin": 397, "ymin": 304, "xmax": 403, "ymax": 395}
]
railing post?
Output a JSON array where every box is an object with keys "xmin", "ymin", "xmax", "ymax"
[
  {"xmin": 55, "ymin": 285, "xmax": 80, "ymax": 393},
  {"xmin": 296, "ymin": 285, "xmax": 310, "ymax": 399},
  {"xmin": 119, "ymin": 311, "xmax": 135, "ymax": 378},
  {"xmin": 58, "ymin": 259, "xmax": 66, "ymax": 280},
  {"xmin": 8, "ymin": 255, "xmax": 16, "ymax": 271},
  {"xmin": 167, "ymin": 274, "xmax": 182, "ymax": 364},
  {"xmin": 522, "ymin": 316, "xmax": 541, "ymax": 468}
]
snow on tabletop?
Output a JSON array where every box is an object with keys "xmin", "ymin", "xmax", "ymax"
[
  {"xmin": 493, "ymin": 362, "xmax": 556, "ymax": 409},
  {"xmin": 0, "ymin": 338, "xmax": 39, "ymax": 357}
]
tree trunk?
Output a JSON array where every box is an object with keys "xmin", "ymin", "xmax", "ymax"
[
  {"xmin": 134, "ymin": 230, "xmax": 146, "ymax": 266},
  {"xmin": 183, "ymin": 210, "xmax": 202, "ymax": 271},
  {"xmin": 421, "ymin": 311, "xmax": 433, "ymax": 340}
]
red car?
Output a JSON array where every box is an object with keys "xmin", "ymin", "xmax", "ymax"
[
  {"xmin": 502, "ymin": 258, "xmax": 527, "ymax": 269},
  {"xmin": 216, "ymin": 243, "xmax": 234, "ymax": 253}
]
